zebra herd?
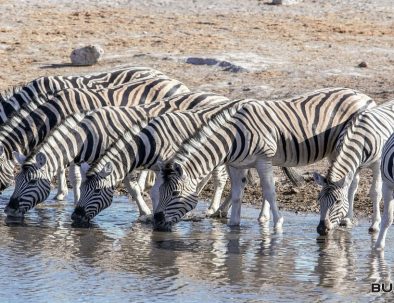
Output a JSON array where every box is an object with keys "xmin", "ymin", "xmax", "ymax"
[{"xmin": 1, "ymin": 66, "xmax": 394, "ymax": 250}]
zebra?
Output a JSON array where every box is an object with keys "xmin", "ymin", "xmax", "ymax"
[
  {"xmin": 151, "ymin": 88, "xmax": 375, "ymax": 231},
  {"xmin": 5, "ymin": 92, "xmax": 229, "ymax": 219},
  {"xmin": 0, "ymin": 66, "xmax": 165, "ymax": 121},
  {"xmin": 375, "ymin": 129, "xmax": 394, "ymax": 250},
  {"xmin": 71, "ymin": 92, "xmax": 334, "ymax": 226},
  {"xmin": 0, "ymin": 76, "xmax": 189, "ymax": 200},
  {"xmin": 314, "ymin": 100, "xmax": 394, "ymax": 236},
  {"xmin": 0, "ymin": 66, "xmax": 166, "ymax": 195}
]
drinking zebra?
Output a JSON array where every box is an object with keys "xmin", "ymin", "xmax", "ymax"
[
  {"xmin": 375, "ymin": 129, "xmax": 394, "ymax": 250},
  {"xmin": 71, "ymin": 99, "xmax": 252, "ymax": 225},
  {"xmin": 0, "ymin": 66, "xmax": 166, "ymax": 194},
  {"xmin": 5, "ymin": 92, "xmax": 229, "ymax": 218},
  {"xmin": 0, "ymin": 76, "xmax": 189, "ymax": 200},
  {"xmin": 315, "ymin": 100, "xmax": 394, "ymax": 235},
  {"xmin": 151, "ymin": 88, "xmax": 375, "ymax": 231}
]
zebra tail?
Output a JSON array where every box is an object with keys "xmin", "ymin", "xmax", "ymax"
[{"xmin": 281, "ymin": 167, "xmax": 305, "ymax": 187}]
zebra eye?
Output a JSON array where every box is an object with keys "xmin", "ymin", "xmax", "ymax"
[
  {"xmin": 30, "ymin": 180, "xmax": 37, "ymax": 185},
  {"xmin": 172, "ymin": 190, "xmax": 181, "ymax": 197},
  {"xmin": 335, "ymin": 200, "xmax": 341, "ymax": 205},
  {"xmin": 94, "ymin": 189, "xmax": 101, "ymax": 194}
]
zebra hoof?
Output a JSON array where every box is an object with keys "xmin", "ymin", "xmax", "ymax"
[
  {"xmin": 258, "ymin": 216, "xmax": 270, "ymax": 225},
  {"xmin": 209, "ymin": 210, "xmax": 228, "ymax": 219},
  {"xmin": 274, "ymin": 217, "xmax": 284, "ymax": 231},
  {"xmin": 54, "ymin": 192, "xmax": 68, "ymax": 201},
  {"xmin": 374, "ymin": 243, "xmax": 385, "ymax": 251},
  {"xmin": 340, "ymin": 218, "xmax": 353, "ymax": 228},
  {"xmin": 137, "ymin": 214, "xmax": 153, "ymax": 224}
]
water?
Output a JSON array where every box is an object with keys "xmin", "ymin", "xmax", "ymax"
[{"xmin": 0, "ymin": 187, "xmax": 393, "ymax": 303}]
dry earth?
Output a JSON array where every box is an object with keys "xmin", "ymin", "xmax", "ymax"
[{"xmin": 0, "ymin": 0, "xmax": 393, "ymax": 221}]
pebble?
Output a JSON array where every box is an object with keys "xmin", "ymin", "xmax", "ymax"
[
  {"xmin": 70, "ymin": 45, "xmax": 104, "ymax": 66},
  {"xmin": 358, "ymin": 61, "xmax": 368, "ymax": 68}
]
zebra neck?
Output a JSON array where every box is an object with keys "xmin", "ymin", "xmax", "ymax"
[
  {"xmin": 327, "ymin": 156, "xmax": 358, "ymax": 183},
  {"xmin": 180, "ymin": 140, "xmax": 228, "ymax": 183}
]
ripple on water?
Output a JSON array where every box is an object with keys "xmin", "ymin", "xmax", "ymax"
[{"xmin": 0, "ymin": 187, "xmax": 394, "ymax": 302}]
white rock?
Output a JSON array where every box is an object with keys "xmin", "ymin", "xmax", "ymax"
[{"xmin": 70, "ymin": 45, "xmax": 104, "ymax": 66}]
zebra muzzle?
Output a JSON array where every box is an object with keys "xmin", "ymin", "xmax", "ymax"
[
  {"xmin": 153, "ymin": 212, "xmax": 172, "ymax": 232},
  {"xmin": 71, "ymin": 207, "xmax": 91, "ymax": 227},
  {"xmin": 316, "ymin": 220, "xmax": 332, "ymax": 235}
]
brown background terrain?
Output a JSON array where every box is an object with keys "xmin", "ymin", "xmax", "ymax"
[{"xmin": 0, "ymin": 0, "xmax": 393, "ymax": 220}]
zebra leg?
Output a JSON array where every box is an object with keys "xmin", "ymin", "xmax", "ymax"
[
  {"xmin": 137, "ymin": 170, "xmax": 149, "ymax": 192},
  {"xmin": 369, "ymin": 163, "xmax": 383, "ymax": 233},
  {"xmin": 375, "ymin": 182, "xmax": 394, "ymax": 250},
  {"xmin": 206, "ymin": 166, "xmax": 228, "ymax": 216},
  {"xmin": 211, "ymin": 195, "xmax": 232, "ymax": 219},
  {"xmin": 69, "ymin": 162, "xmax": 82, "ymax": 205},
  {"xmin": 228, "ymin": 167, "xmax": 248, "ymax": 226},
  {"xmin": 145, "ymin": 171, "xmax": 156, "ymax": 192},
  {"xmin": 256, "ymin": 159, "xmax": 283, "ymax": 230},
  {"xmin": 54, "ymin": 167, "xmax": 68, "ymax": 201},
  {"xmin": 340, "ymin": 171, "xmax": 360, "ymax": 227},
  {"xmin": 150, "ymin": 172, "xmax": 162, "ymax": 212},
  {"xmin": 123, "ymin": 173, "xmax": 152, "ymax": 218},
  {"xmin": 259, "ymin": 200, "xmax": 271, "ymax": 225}
]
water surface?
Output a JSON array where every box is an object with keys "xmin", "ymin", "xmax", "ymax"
[{"xmin": 0, "ymin": 187, "xmax": 393, "ymax": 303}]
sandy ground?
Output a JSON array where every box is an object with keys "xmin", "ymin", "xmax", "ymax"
[{"xmin": 0, "ymin": 0, "xmax": 393, "ymax": 219}]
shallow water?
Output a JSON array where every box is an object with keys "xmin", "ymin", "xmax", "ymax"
[{"xmin": 0, "ymin": 187, "xmax": 393, "ymax": 303}]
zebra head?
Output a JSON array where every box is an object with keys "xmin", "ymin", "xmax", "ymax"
[
  {"xmin": 153, "ymin": 162, "xmax": 198, "ymax": 231},
  {"xmin": 71, "ymin": 162, "xmax": 115, "ymax": 226},
  {"xmin": 4, "ymin": 152, "xmax": 51, "ymax": 217},
  {"xmin": 0, "ymin": 145, "xmax": 14, "ymax": 193},
  {"xmin": 314, "ymin": 172, "xmax": 352, "ymax": 235}
]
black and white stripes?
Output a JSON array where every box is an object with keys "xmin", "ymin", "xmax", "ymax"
[
  {"xmin": 152, "ymin": 88, "xmax": 375, "ymax": 230},
  {"xmin": 315, "ymin": 99, "xmax": 394, "ymax": 235}
]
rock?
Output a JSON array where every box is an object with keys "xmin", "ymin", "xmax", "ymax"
[
  {"xmin": 70, "ymin": 45, "xmax": 104, "ymax": 66},
  {"xmin": 186, "ymin": 57, "xmax": 247, "ymax": 73},
  {"xmin": 358, "ymin": 61, "xmax": 368, "ymax": 68},
  {"xmin": 271, "ymin": 0, "xmax": 302, "ymax": 4}
]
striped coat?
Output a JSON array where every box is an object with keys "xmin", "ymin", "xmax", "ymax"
[{"xmin": 150, "ymin": 88, "xmax": 375, "ymax": 231}]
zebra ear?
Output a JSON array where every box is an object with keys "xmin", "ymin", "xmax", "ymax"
[
  {"xmin": 335, "ymin": 173, "xmax": 353, "ymax": 188},
  {"xmin": 173, "ymin": 162, "xmax": 185, "ymax": 179},
  {"xmin": 35, "ymin": 152, "xmax": 47, "ymax": 169},
  {"xmin": 313, "ymin": 172, "xmax": 327, "ymax": 186},
  {"xmin": 99, "ymin": 162, "xmax": 113, "ymax": 178},
  {"xmin": 13, "ymin": 151, "xmax": 27, "ymax": 165}
]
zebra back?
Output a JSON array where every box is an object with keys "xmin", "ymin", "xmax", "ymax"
[
  {"xmin": 0, "ymin": 66, "xmax": 166, "ymax": 125},
  {"xmin": 0, "ymin": 76, "xmax": 189, "ymax": 159},
  {"xmin": 328, "ymin": 99, "xmax": 394, "ymax": 182}
]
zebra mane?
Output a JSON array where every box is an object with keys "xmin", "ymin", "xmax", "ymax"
[
  {"xmin": 87, "ymin": 120, "xmax": 146, "ymax": 177},
  {"xmin": 168, "ymin": 100, "xmax": 249, "ymax": 169},
  {"xmin": 0, "ymin": 84, "xmax": 25, "ymax": 102},
  {"xmin": 24, "ymin": 112, "xmax": 89, "ymax": 165}
]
